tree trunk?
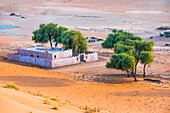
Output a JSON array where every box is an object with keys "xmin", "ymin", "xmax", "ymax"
[
  {"xmin": 55, "ymin": 43, "xmax": 58, "ymax": 48},
  {"xmin": 127, "ymin": 70, "xmax": 130, "ymax": 77},
  {"xmin": 49, "ymin": 40, "xmax": 53, "ymax": 49},
  {"xmin": 131, "ymin": 69, "xmax": 137, "ymax": 82},
  {"xmin": 135, "ymin": 60, "xmax": 139, "ymax": 75},
  {"xmin": 143, "ymin": 64, "xmax": 146, "ymax": 78}
]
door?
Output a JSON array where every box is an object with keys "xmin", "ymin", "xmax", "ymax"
[{"xmin": 80, "ymin": 55, "xmax": 84, "ymax": 62}]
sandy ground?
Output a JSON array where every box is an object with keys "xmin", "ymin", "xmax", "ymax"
[
  {"xmin": 0, "ymin": 59, "xmax": 170, "ymax": 113},
  {"xmin": 0, "ymin": 0, "xmax": 170, "ymax": 113},
  {"xmin": 0, "ymin": 85, "xmax": 85, "ymax": 113}
]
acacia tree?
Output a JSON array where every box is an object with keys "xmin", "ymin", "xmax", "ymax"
[
  {"xmin": 61, "ymin": 30, "xmax": 88, "ymax": 54},
  {"xmin": 106, "ymin": 53, "xmax": 137, "ymax": 81},
  {"xmin": 32, "ymin": 27, "xmax": 48, "ymax": 45},
  {"xmin": 32, "ymin": 22, "xmax": 58, "ymax": 49},
  {"xmin": 54, "ymin": 26, "xmax": 68, "ymax": 47},
  {"xmin": 140, "ymin": 51, "xmax": 154, "ymax": 77},
  {"xmin": 133, "ymin": 40, "xmax": 154, "ymax": 74},
  {"xmin": 102, "ymin": 30, "xmax": 141, "ymax": 48},
  {"xmin": 114, "ymin": 43, "xmax": 134, "ymax": 56}
]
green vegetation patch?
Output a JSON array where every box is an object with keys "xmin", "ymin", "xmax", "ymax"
[{"xmin": 4, "ymin": 82, "xmax": 19, "ymax": 90}]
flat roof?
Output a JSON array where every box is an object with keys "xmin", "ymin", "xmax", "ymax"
[{"xmin": 25, "ymin": 47, "xmax": 64, "ymax": 53}]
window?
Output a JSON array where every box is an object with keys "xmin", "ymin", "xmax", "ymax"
[
  {"xmin": 54, "ymin": 55, "xmax": 56, "ymax": 58},
  {"xmin": 37, "ymin": 56, "xmax": 39, "ymax": 58},
  {"xmin": 31, "ymin": 55, "xmax": 33, "ymax": 57},
  {"xmin": 86, "ymin": 56, "xmax": 88, "ymax": 59}
]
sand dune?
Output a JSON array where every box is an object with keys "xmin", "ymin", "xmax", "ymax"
[{"xmin": 0, "ymin": 86, "xmax": 84, "ymax": 113}]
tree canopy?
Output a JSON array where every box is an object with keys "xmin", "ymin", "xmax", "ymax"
[
  {"xmin": 61, "ymin": 30, "xmax": 88, "ymax": 54},
  {"xmin": 54, "ymin": 26, "xmax": 68, "ymax": 47},
  {"xmin": 106, "ymin": 53, "xmax": 137, "ymax": 81},
  {"xmin": 32, "ymin": 22, "xmax": 68, "ymax": 48},
  {"xmin": 103, "ymin": 29, "xmax": 154, "ymax": 80},
  {"xmin": 140, "ymin": 51, "xmax": 154, "ymax": 77},
  {"xmin": 32, "ymin": 23, "xmax": 58, "ymax": 48},
  {"xmin": 114, "ymin": 43, "xmax": 134, "ymax": 55},
  {"xmin": 102, "ymin": 30, "xmax": 142, "ymax": 48}
]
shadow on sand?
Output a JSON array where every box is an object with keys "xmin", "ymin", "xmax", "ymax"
[{"xmin": 0, "ymin": 76, "xmax": 73, "ymax": 87}]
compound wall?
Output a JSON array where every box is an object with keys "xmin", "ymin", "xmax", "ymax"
[
  {"xmin": 8, "ymin": 54, "xmax": 52, "ymax": 67},
  {"xmin": 18, "ymin": 49, "xmax": 72, "ymax": 60},
  {"xmin": 83, "ymin": 52, "xmax": 98, "ymax": 62},
  {"xmin": 52, "ymin": 56, "xmax": 80, "ymax": 67},
  {"xmin": 51, "ymin": 49, "xmax": 72, "ymax": 60},
  {"xmin": 8, "ymin": 52, "xmax": 98, "ymax": 68},
  {"xmin": 18, "ymin": 49, "xmax": 52, "ymax": 59}
]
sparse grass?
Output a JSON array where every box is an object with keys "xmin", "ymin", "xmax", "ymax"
[
  {"xmin": 62, "ymin": 102, "xmax": 67, "ymax": 105},
  {"xmin": 44, "ymin": 99, "xmax": 51, "ymax": 105},
  {"xmin": 4, "ymin": 82, "xmax": 19, "ymax": 90},
  {"xmin": 44, "ymin": 95, "xmax": 49, "ymax": 99},
  {"xmin": 50, "ymin": 97, "xmax": 60, "ymax": 102},
  {"xmin": 52, "ymin": 106, "xmax": 58, "ymax": 110},
  {"xmin": 84, "ymin": 107, "xmax": 100, "ymax": 113}
]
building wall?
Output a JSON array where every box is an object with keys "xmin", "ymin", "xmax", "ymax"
[
  {"xmin": 18, "ymin": 49, "xmax": 72, "ymax": 60},
  {"xmin": 7, "ymin": 51, "xmax": 98, "ymax": 68},
  {"xmin": 83, "ymin": 52, "xmax": 98, "ymax": 62},
  {"xmin": 18, "ymin": 49, "xmax": 52, "ymax": 59},
  {"xmin": 51, "ymin": 49, "xmax": 72, "ymax": 60},
  {"xmin": 8, "ymin": 54, "xmax": 52, "ymax": 67},
  {"xmin": 52, "ymin": 56, "xmax": 80, "ymax": 67}
]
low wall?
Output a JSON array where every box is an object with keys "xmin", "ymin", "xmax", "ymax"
[
  {"xmin": 52, "ymin": 56, "xmax": 80, "ymax": 67},
  {"xmin": 8, "ymin": 54, "xmax": 52, "ymax": 67},
  {"xmin": 18, "ymin": 49, "xmax": 72, "ymax": 60},
  {"xmin": 7, "ymin": 52, "xmax": 98, "ymax": 68},
  {"xmin": 83, "ymin": 52, "xmax": 98, "ymax": 62},
  {"xmin": 18, "ymin": 49, "xmax": 52, "ymax": 59},
  {"xmin": 52, "ymin": 49, "xmax": 72, "ymax": 60}
]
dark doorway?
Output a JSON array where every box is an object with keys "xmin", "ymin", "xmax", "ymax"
[{"xmin": 80, "ymin": 55, "xmax": 84, "ymax": 62}]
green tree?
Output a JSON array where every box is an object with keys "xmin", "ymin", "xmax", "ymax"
[
  {"xmin": 102, "ymin": 33, "xmax": 116, "ymax": 48},
  {"xmin": 54, "ymin": 26, "xmax": 68, "ymax": 47},
  {"xmin": 32, "ymin": 22, "xmax": 58, "ymax": 49},
  {"xmin": 133, "ymin": 40, "xmax": 154, "ymax": 74},
  {"xmin": 102, "ymin": 29, "xmax": 141, "ymax": 48},
  {"xmin": 106, "ymin": 53, "xmax": 137, "ymax": 81},
  {"xmin": 140, "ymin": 51, "xmax": 154, "ymax": 78},
  {"xmin": 32, "ymin": 27, "xmax": 48, "ymax": 45},
  {"xmin": 61, "ymin": 30, "xmax": 88, "ymax": 54},
  {"xmin": 114, "ymin": 43, "xmax": 134, "ymax": 55}
]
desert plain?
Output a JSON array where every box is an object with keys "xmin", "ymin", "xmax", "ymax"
[{"xmin": 0, "ymin": 0, "xmax": 170, "ymax": 113}]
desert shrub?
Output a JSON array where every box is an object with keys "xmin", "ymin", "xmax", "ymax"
[
  {"xmin": 164, "ymin": 32, "xmax": 170, "ymax": 38},
  {"xmin": 165, "ymin": 35, "xmax": 170, "ymax": 38},
  {"xmin": 52, "ymin": 106, "xmax": 58, "ymax": 110},
  {"xmin": 164, "ymin": 32, "xmax": 170, "ymax": 34},
  {"xmin": 157, "ymin": 27, "xmax": 170, "ymax": 30},
  {"xmin": 90, "ymin": 37, "xmax": 97, "ymax": 39},
  {"xmin": 44, "ymin": 100, "xmax": 51, "ymax": 105},
  {"xmin": 165, "ymin": 44, "xmax": 170, "ymax": 46},
  {"xmin": 51, "ymin": 97, "xmax": 60, "ymax": 102},
  {"xmin": 159, "ymin": 33, "xmax": 164, "ymax": 37},
  {"xmin": 112, "ymin": 29, "xmax": 117, "ymax": 33},
  {"xmin": 97, "ymin": 38, "xmax": 104, "ymax": 41},
  {"xmin": 44, "ymin": 95, "xmax": 49, "ymax": 98},
  {"xmin": 4, "ymin": 82, "xmax": 19, "ymax": 90},
  {"xmin": 10, "ymin": 13, "xmax": 16, "ymax": 16}
]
